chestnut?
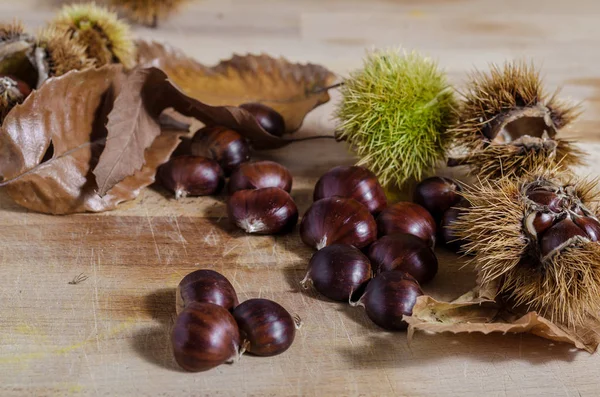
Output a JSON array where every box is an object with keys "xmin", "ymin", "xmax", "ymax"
[
  {"xmin": 0, "ymin": 74, "xmax": 32, "ymax": 98},
  {"xmin": 176, "ymin": 269, "xmax": 239, "ymax": 314},
  {"xmin": 191, "ymin": 126, "xmax": 251, "ymax": 174},
  {"xmin": 232, "ymin": 298, "xmax": 297, "ymax": 357},
  {"xmin": 526, "ymin": 189, "xmax": 564, "ymax": 213},
  {"xmin": 228, "ymin": 161, "xmax": 292, "ymax": 194},
  {"xmin": 439, "ymin": 200, "xmax": 470, "ymax": 251},
  {"xmin": 172, "ymin": 302, "xmax": 241, "ymax": 372},
  {"xmin": 239, "ymin": 103, "xmax": 286, "ymax": 137},
  {"xmin": 352, "ymin": 271, "xmax": 422, "ymax": 331},
  {"xmin": 524, "ymin": 212, "xmax": 556, "ymax": 236},
  {"xmin": 540, "ymin": 218, "xmax": 587, "ymax": 257},
  {"xmin": 376, "ymin": 202, "xmax": 436, "ymax": 247},
  {"xmin": 368, "ymin": 234, "xmax": 437, "ymax": 284},
  {"xmin": 158, "ymin": 155, "xmax": 224, "ymax": 199},
  {"xmin": 573, "ymin": 215, "xmax": 600, "ymax": 242},
  {"xmin": 300, "ymin": 197, "xmax": 377, "ymax": 250},
  {"xmin": 301, "ymin": 244, "xmax": 372, "ymax": 301},
  {"xmin": 413, "ymin": 177, "xmax": 461, "ymax": 222},
  {"xmin": 313, "ymin": 166, "xmax": 387, "ymax": 214},
  {"xmin": 227, "ymin": 187, "xmax": 298, "ymax": 234}
]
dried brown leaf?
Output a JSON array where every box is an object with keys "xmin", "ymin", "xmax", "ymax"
[
  {"xmin": 136, "ymin": 40, "xmax": 338, "ymax": 136},
  {"xmin": 0, "ymin": 66, "xmax": 182, "ymax": 214}
]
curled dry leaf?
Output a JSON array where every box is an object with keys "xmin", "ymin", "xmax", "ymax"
[
  {"xmin": 136, "ymin": 40, "xmax": 338, "ymax": 142},
  {"xmin": 404, "ymin": 284, "xmax": 600, "ymax": 353},
  {"xmin": 0, "ymin": 66, "xmax": 183, "ymax": 214}
]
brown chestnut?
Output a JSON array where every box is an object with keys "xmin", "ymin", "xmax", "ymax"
[
  {"xmin": 240, "ymin": 103, "xmax": 286, "ymax": 137},
  {"xmin": 526, "ymin": 189, "xmax": 564, "ymax": 213},
  {"xmin": 524, "ymin": 212, "xmax": 556, "ymax": 237},
  {"xmin": 540, "ymin": 218, "xmax": 587, "ymax": 257},
  {"xmin": 232, "ymin": 298, "xmax": 297, "ymax": 357},
  {"xmin": 368, "ymin": 234, "xmax": 437, "ymax": 284},
  {"xmin": 158, "ymin": 155, "xmax": 224, "ymax": 199},
  {"xmin": 227, "ymin": 187, "xmax": 298, "ymax": 234},
  {"xmin": 352, "ymin": 271, "xmax": 423, "ymax": 331},
  {"xmin": 413, "ymin": 177, "xmax": 461, "ymax": 222},
  {"xmin": 573, "ymin": 215, "xmax": 600, "ymax": 242},
  {"xmin": 300, "ymin": 197, "xmax": 377, "ymax": 250},
  {"xmin": 439, "ymin": 200, "xmax": 470, "ymax": 251},
  {"xmin": 313, "ymin": 166, "xmax": 387, "ymax": 214},
  {"xmin": 376, "ymin": 202, "xmax": 436, "ymax": 247},
  {"xmin": 228, "ymin": 161, "xmax": 292, "ymax": 194},
  {"xmin": 191, "ymin": 126, "xmax": 251, "ymax": 174},
  {"xmin": 176, "ymin": 269, "xmax": 239, "ymax": 314},
  {"xmin": 301, "ymin": 244, "xmax": 372, "ymax": 301},
  {"xmin": 172, "ymin": 302, "xmax": 241, "ymax": 372}
]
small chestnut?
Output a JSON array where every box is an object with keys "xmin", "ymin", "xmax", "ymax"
[
  {"xmin": 176, "ymin": 269, "xmax": 239, "ymax": 314},
  {"xmin": 232, "ymin": 298, "xmax": 298, "ymax": 357},
  {"xmin": 158, "ymin": 155, "xmax": 224, "ymax": 199},
  {"xmin": 227, "ymin": 187, "xmax": 298, "ymax": 234},
  {"xmin": 300, "ymin": 197, "xmax": 377, "ymax": 250},
  {"xmin": 301, "ymin": 244, "xmax": 372, "ymax": 301},
  {"xmin": 352, "ymin": 271, "xmax": 423, "ymax": 331},
  {"xmin": 573, "ymin": 215, "xmax": 600, "ymax": 242},
  {"xmin": 172, "ymin": 302, "xmax": 241, "ymax": 372},
  {"xmin": 413, "ymin": 176, "xmax": 461, "ymax": 222},
  {"xmin": 228, "ymin": 161, "xmax": 292, "ymax": 194},
  {"xmin": 239, "ymin": 103, "xmax": 286, "ymax": 137},
  {"xmin": 191, "ymin": 126, "xmax": 251, "ymax": 174},
  {"xmin": 368, "ymin": 234, "xmax": 437, "ymax": 284},
  {"xmin": 376, "ymin": 202, "xmax": 436, "ymax": 247},
  {"xmin": 540, "ymin": 218, "xmax": 587, "ymax": 257},
  {"xmin": 313, "ymin": 166, "xmax": 387, "ymax": 214}
]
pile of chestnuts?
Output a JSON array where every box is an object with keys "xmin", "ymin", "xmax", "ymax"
[
  {"xmin": 173, "ymin": 269, "xmax": 300, "ymax": 372},
  {"xmin": 299, "ymin": 165, "xmax": 440, "ymax": 331},
  {"xmin": 157, "ymin": 103, "xmax": 299, "ymax": 235}
]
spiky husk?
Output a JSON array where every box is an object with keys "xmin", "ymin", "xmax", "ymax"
[
  {"xmin": 38, "ymin": 27, "xmax": 96, "ymax": 77},
  {"xmin": 0, "ymin": 20, "xmax": 27, "ymax": 43},
  {"xmin": 453, "ymin": 168, "xmax": 600, "ymax": 326},
  {"xmin": 51, "ymin": 3, "xmax": 136, "ymax": 68},
  {"xmin": 448, "ymin": 61, "xmax": 581, "ymax": 179},
  {"xmin": 0, "ymin": 76, "xmax": 26, "ymax": 123},
  {"xmin": 336, "ymin": 49, "xmax": 456, "ymax": 188},
  {"xmin": 110, "ymin": 0, "xmax": 189, "ymax": 27}
]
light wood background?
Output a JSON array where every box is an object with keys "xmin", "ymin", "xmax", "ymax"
[{"xmin": 3, "ymin": 0, "xmax": 600, "ymax": 396}]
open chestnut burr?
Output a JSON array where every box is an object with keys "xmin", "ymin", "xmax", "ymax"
[
  {"xmin": 313, "ymin": 165, "xmax": 387, "ymax": 214},
  {"xmin": 300, "ymin": 197, "xmax": 377, "ymax": 250}
]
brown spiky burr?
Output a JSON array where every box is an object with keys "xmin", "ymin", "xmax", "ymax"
[
  {"xmin": 110, "ymin": 0, "xmax": 190, "ymax": 28},
  {"xmin": 37, "ymin": 27, "xmax": 96, "ymax": 77},
  {"xmin": 447, "ymin": 61, "xmax": 583, "ymax": 180},
  {"xmin": 451, "ymin": 167, "xmax": 600, "ymax": 327}
]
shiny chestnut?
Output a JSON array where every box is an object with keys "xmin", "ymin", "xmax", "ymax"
[
  {"xmin": 172, "ymin": 302, "xmax": 241, "ymax": 372},
  {"xmin": 573, "ymin": 215, "xmax": 600, "ymax": 242},
  {"xmin": 313, "ymin": 165, "xmax": 387, "ymax": 214},
  {"xmin": 228, "ymin": 161, "xmax": 292, "ymax": 194},
  {"xmin": 413, "ymin": 176, "xmax": 461, "ymax": 222},
  {"xmin": 300, "ymin": 197, "xmax": 377, "ymax": 250},
  {"xmin": 240, "ymin": 103, "xmax": 286, "ymax": 137},
  {"xmin": 158, "ymin": 155, "xmax": 224, "ymax": 199},
  {"xmin": 540, "ymin": 218, "xmax": 587, "ymax": 257},
  {"xmin": 368, "ymin": 233, "xmax": 437, "ymax": 284},
  {"xmin": 439, "ymin": 200, "xmax": 470, "ymax": 251},
  {"xmin": 233, "ymin": 298, "xmax": 297, "ymax": 357},
  {"xmin": 353, "ymin": 271, "xmax": 423, "ymax": 331},
  {"xmin": 176, "ymin": 269, "xmax": 239, "ymax": 314},
  {"xmin": 376, "ymin": 202, "xmax": 436, "ymax": 247},
  {"xmin": 227, "ymin": 187, "xmax": 298, "ymax": 234},
  {"xmin": 302, "ymin": 244, "xmax": 372, "ymax": 301},
  {"xmin": 191, "ymin": 126, "xmax": 251, "ymax": 174}
]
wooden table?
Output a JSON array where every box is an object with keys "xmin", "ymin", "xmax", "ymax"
[{"xmin": 3, "ymin": 0, "xmax": 600, "ymax": 395}]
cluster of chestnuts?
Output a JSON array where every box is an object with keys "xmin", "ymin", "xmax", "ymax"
[
  {"xmin": 173, "ymin": 269, "xmax": 300, "ymax": 372},
  {"xmin": 158, "ymin": 103, "xmax": 299, "ymax": 235},
  {"xmin": 299, "ymin": 166, "xmax": 445, "ymax": 331}
]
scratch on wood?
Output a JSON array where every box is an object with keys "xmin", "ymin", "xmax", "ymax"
[{"xmin": 145, "ymin": 207, "xmax": 162, "ymax": 263}]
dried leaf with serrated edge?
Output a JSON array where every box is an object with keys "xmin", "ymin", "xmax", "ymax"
[
  {"xmin": 404, "ymin": 284, "xmax": 600, "ymax": 353},
  {"xmin": 136, "ymin": 40, "xmax": 338, "ymax": 135},
  {"xmin": 0, "ymin": 66, "xmax": 183, "ymax": 214}
]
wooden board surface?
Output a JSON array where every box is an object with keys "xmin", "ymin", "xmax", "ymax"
[{"xmin": 3, "ymin": 0, "xmax": 600, "ymax": 396}]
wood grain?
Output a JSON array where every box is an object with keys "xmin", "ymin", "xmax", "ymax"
[{"xmin": 3, "ymin": 0, "xmax": 600, "ymax": 396}]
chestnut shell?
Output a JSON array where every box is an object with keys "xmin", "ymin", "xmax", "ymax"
[
  {"xmin": 304, "ymin": 244, "xmax": 372, "ymax": 301},
  {"xmin": 313, "ymin": 166, "xmax": 387, "ymax": 214},
  {"xmin": 191, "ymin": 126, "xmax": 251, "ymax": 174},
  {"xmin": 233, "ymin": 298, "xmax": 296, "ymax": 357},
  {"xmin": 172, "ymin": 302, "xmax": 240, "ymax": 372},
  {"xmin": 368, "ymin": 233, "xmax": 437, "ymax": 284},
  {"xmin": 227, "ymin": 187, "xmax": 298, "ymax": 234},
  {"xmin": 300, "ymin": 197, "xmax": 377, "ymax": 250},
  {"xmin": 176, "ymin": 269, "xmax": 239, "ymax": 314},
  {"xmin": 158, "ymin": 155, "xmax": 224, "ymax": 199},
  {"xmin": 540, "ymin": 218, "xmax": 587, "ymax": 256},
  {"xmin": 413, "ymin": 177, "xmax": 461, "ymax": 222},
  {"xmin": 240, "ymin": 103, "xmax": 286, "ymax": 137},
  {"xmin": 376, "ymin": 202, "xmax": 436, "ymax": 247},
  {"xmin": 228, "ymin": 161, "xmax": 292, "ymax": 194}
]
